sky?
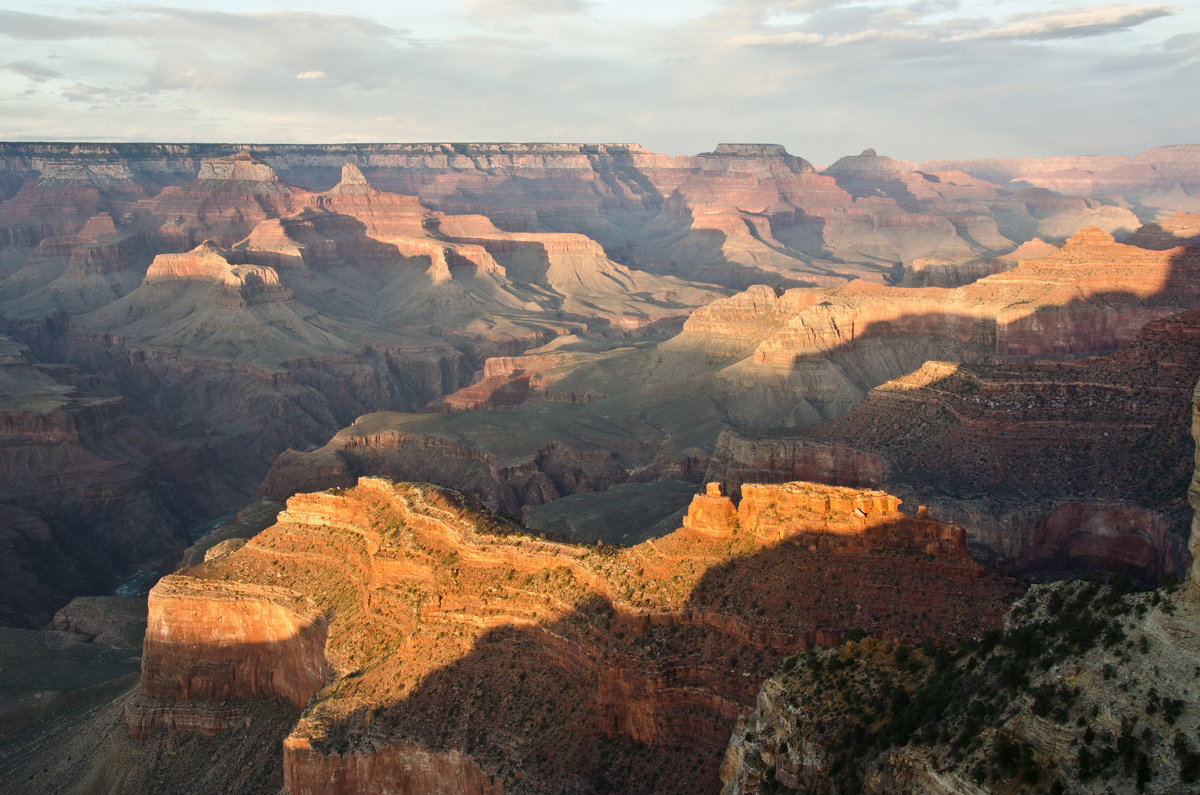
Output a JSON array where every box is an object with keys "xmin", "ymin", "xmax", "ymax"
[{"xmin": 0, "ymin": 0, "xmax": 1196, "ymax": 164}]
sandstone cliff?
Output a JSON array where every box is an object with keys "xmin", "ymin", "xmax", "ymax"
[{"xmin": 131, "ymin": 478, "xmax": 1016, "ymax": 793}]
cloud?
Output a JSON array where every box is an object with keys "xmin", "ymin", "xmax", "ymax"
[
  {"xmin": 5, "ymin": 61, "xmax": 64, "ymax": 81},
  {"xmin": 0, "ymin": 1, "xmax": 1195, "ymax": 165},
  {"xmin": 726, "ymin": 30, "xmax": 824, "ymax": 46},
  {"xmin": 1164, "ymin": 31, "xmax": 1200, "ymax": 52},
  {"xmin": 458, "ymin": 0, "xmax": 594, "ymax": 20},
  {"xmin": 726, "ymin": 27, "xmax": 927, "ymax": 47},
  {"xmin": 0, "ymin": 10, "xmax": 110, "ymax": 40},
  {"xmin": 944, "ymin": 3, "xmax": 1177, "ymax": 42}
]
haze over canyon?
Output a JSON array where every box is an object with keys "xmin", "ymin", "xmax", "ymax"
[{"xmin": 2, "ymin": 140, "xmax": 1200, "ymax": 793}]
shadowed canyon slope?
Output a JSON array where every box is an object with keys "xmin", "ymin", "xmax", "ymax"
[{"xmin": 123, "ymin": 477, "xmax": 1016, "ymax": 793}]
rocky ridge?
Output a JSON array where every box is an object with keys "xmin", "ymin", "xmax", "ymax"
[
  {"xmin": 924, "ymin": 145, "xmax": 1200, "ymax": 217},
  {"xmin": 0, "ymin": 154, "xmax": 723, "ymax": 622},
  {"xmin": 129, "ymin": 477, "xmax": 1017, "ymax": 793}
]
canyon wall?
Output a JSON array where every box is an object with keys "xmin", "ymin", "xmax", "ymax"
[
  {"xmin": 0, "ymin": 151, "xmax": 723, "ymax": 620},
  {"xmin": 706, "ymin": 311, "xmax": 1200, "ymax": 582},
  {"xmin": 724, "ymin": 372, "xmax": 1200, "ymax": 792},
  {"xmin": 0, "ymin": 334, "xmax": 199, "ymax": 626}
]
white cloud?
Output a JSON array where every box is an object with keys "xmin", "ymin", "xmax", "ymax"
[
  {"xmin": 944, "ymin": 3, "xmax": 1177, "ymax": 42},
  {"xmin": 726, "ymin": 27, "xmax": 928, "ymax": 47},
  {"xmin": 458, "ymin": 0, "xmax": 594, "ymax": 21},
  {"xmin": 823, "ymin": 28, "xmax": 929, "ymax": 45},
  {"xmin": 726, "ymin": 30, "xmax": 824, "ymax": 46},
  {"xmin": 296, "ymin": 70, "xmax": 326, "ymax": 79}
]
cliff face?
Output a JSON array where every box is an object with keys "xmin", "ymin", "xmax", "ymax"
[
  {"xmin": 132, "ymin": 477, "xmax": 1017, "ymax": 793},
  {"xmin": 0, "ymin": 153, "xmax": 727, "ymax": 621},
  {"xmin": 723, "ymin": 365, "xmax": 1200, "ymax": 794},
  {"xmin": 720, "ymin": 358, "xmax": 1200, "ymax": 794},
  {"xmin": 134, "ymin": 577, "xmax": 327, "ymax": 732},
  {"xmin": 257, "ymin": 226, "xmax": 1200, "ymax": 551},
  {"xmin": 722, "ymin": 579, "xmax": 1200, "ymax": 794},
  {"xmin": 706, "ymin": 312, "xmax": 1200, "ymax": 582},
  {"xmin": 3, "ymin": 142, "xmax": 1183, "ymax": 295},
  {"xmin": 651, "ymin": 228, "xmax": 1200, "ymax": 431}
]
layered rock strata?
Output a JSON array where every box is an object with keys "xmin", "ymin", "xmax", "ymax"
[
  {"xmin": 133, "ymin": 477, "xmax": 1017, "ymax": 793},
  {"xmin": 2, "ymin": 142, "xmax": 1197, "ymax": 631},
  {"xmin": 5, "ymin": 142, "xmax": 1186, "ymax": 295},
  {"xmin": 0, "ymin": 157, "xmax": 724, "ymax": 621},
  {"xmin": 707, "ymin": 312, "xmax": 1200, "ymax": 582},
  {"xmin": 925, "ymin": 145, "xmax": 1200, "ymax": 215},
  {"xmin": 259, "ymin": 229, "xmax": 1200, "ymax": 543}
]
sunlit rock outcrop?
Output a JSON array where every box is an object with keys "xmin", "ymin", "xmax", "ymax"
[{"xmin": 132, "ymin": 478, "xmax": 1016, "ymax": 793}]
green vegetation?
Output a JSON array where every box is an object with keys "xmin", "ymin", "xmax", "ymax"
[{"xmin": 759, "ymin": 575, "xmax": 1192, "ymax": 794}]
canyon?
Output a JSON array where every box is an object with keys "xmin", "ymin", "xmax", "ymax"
[
  {"xmin": 2, "ymin": 140, "xmax": 1200, "ymax": 792},
  {"xmin": 260, "ymin": 224, "xmax": 1200, "ymax": 584},
  {"xmin": 705, "ymin": 310, "xmax": 1200, "ymax": 583},
  {"xmin": 1, "ymin": 143, "xmax": 1198, "ymax": 624}
]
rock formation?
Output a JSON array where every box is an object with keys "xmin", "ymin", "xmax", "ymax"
[
  {"xmin": 721, "ymin": 577, "xmax": 1200, "ymax": 794},
  {"xmin": 707, "ymin": 311, "xmax": 1200, "ymax": 582},
  {"xmin": 259, "ymin": 226, "xmax": 1200, "ymax": 556},
  {"xmin": 0, "ymin": 334, "xmax": 197, "ymax": 626},
  {"xmin": 720, "ymin": 342, "xmax": 1200, "ymax": 795},
  {"xmin": 130, "ymin": 478, "xmax": 1017, "ymax": 793}
]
